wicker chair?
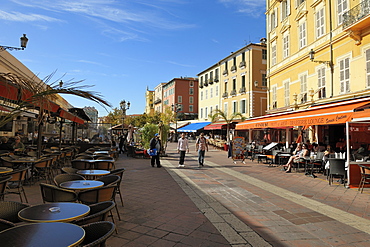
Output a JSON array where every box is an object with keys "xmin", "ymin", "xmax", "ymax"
[
  {"xmin": 72, "ymin": 201, "xmax": 116, "ymax": 226},
  {"xmin": 109, "ymin": 168, "xmax": 125, "ymax": 206},
  {"xmin": 93, "ymin": 160, "xmax": 114, "ymax": 171},
  {"xmin": 0, "ymin": 201, "xmax": 30, "ymax": 223},
  {"xmin": 358, "ymin": 164, "xmax": 370, "ymax": 193},
  {"xmin": 75, "ymin": 155, "xmax": 94, "ymax": 160},
  {"xmin": 6, "ymin": 167, "xmax": 29, "ymax": 203},
  {"xmin": 96, "ymin": 175, "xmax": 120, "ymax": 186},
  {"xmin": 72, "ymin": 160, "xmax": 92, "ymax": 170},
  {"xmin": 0, "ymin": 176, "xmax": 12, "ymax": 201},
  {"xmin": 80, "ymin": 221, "xmax": 115, "ymax": 247},
  {"xmin": 33, "ymin": 157, "xmax": 53, "ymax": 183},
  {"xmin": 53, "ymin": 173, "xmax": 85, "ymax": 187},
  {"xmin": 61, "ymin": 167, "xmax": 78, "ymax": 174},
  {"xmin": 39, "ymin": 183, "xmax": 78, "ymax": 203},
  {"xmin": 0, "ymin": 218, "xmax": 15, "ymax": 232},
  {"xmin": 0, "ymin": 157, "xmax": 15, "ymax": 168},
  {"xmin": 78, "ymin": 185, "xmax": 120, "ymax": 221}
]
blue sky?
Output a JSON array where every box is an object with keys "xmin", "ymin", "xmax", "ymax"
[{"xmin": 0, "ymin": 0, "xmax": 266, "ymax": 116}]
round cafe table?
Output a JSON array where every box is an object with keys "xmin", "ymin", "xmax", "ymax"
[
  {"xmin": 77, "ymin": 169, "xmax": 110, "ymax": 177},
  {"xmin": 0, "ymin": 222, "xmax": 85, "ymax": 247},
  {"xmin": 60, "ymin": 180, "xmax": 104, "ymax": 190},
  {"xmin": 18, "ymin": 202, "xmax": 90, "ymax": 223},
  {"xmin": 0, "ymin": 167, "xmax": 13, "ymax": 174}
]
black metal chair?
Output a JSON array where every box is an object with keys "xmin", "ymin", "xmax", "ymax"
[
  {"xmin": 80, "ymin": 221, "xmax": 115, "ymax": 247},
  {"xmin": 78, "ymin": 185, "xmax": 121, "ymax": 221},
  {"xmin": 5, "ymin": 167, "xmax": 29, "ymax": 203},
  {"xmin": 61, "ymin": 167, "xmax": 78, "ymax": 174},
  {"xmin": 39, "ymin": 183, "xmax": 78, "ymax": 203},
  {"xmin": 0, "ymin": 176, "xmax": 12, "ymax": 201},
  {"xmin": 328, "ymin": 158, "xmax": 346, "ymax": 186},
  {"xmin": 72, "ymin": 201, "xmax": 116, "ymax": 226},
  {"xmin": 0, "ymin": 218, "xmax": 15, "ymax": 232},
  {"xmin": 53, "ymin": 173, "xmax": 85, "ymax": 187},
  {"xmin": 96, "ymin": 175, "xmax": 120, "ymax": 186},
  {"xmin": 0, "ymin": 201, "xmax": 30, "ymax": 223},
  {"xmin": 358, "ymin": 164, "xmax": 370, "ymax": 193},
  {"xmin": 109, "ymin": 168, "xmax": 125, "ymax": 206}
]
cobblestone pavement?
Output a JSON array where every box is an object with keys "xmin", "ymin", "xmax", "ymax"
[{"xmin": 6, "ymin": 141, "xmax": 370, "ymax": 246}]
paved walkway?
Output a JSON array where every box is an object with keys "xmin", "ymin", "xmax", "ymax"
[{"xmin": 6, "ymin": 142, "xmax": 370, "ymax": 246}]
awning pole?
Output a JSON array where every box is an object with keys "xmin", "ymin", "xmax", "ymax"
[{"xmin": 346, "ymin": 121, "xmax": 350, "ymax": 186}]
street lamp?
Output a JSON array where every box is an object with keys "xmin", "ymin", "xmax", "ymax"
[
  {"xmin": 309, "ymin": 49, "xmax": 334, "ymax": 97},
  {"xmin": 171, "ymin": 103, "xmax": 181, "ymax": 142},
  {"xmin": 254, "ymin": 81, "xmax": 268, "ymax": 90},
  {"xmin": 0, "ymin": 34, "xmax": 29, "ymax": 51},
  {"xmin": 120, "ymin": 100, "xmax": 130, "ymax": 135}
]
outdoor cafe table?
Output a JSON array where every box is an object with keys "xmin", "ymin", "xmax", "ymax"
[
  {"xmin": 0, "ymin": 222, "xmax": 85, "ymax": 247},
  {"xmin": 0, "ymin": 167, "xmax": 13, "ymax": 174},
  {"xmin": 77, "ymin": 169, "xmax": 110, "ymax": 179},
  {"xmin": 18, "ymin": 202, "xmax": 90, "ymax": 223},
  {"xmin": 60, "ymin": 180, "xmax": 104, "ymax": 190}
]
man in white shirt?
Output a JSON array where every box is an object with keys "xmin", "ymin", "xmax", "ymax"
[{"xmin": 177, "ymin": 133, "xmax": 189, "ymax": 167}]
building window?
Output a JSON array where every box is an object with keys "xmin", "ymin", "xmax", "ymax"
[
  {"xmin": 282, "ymin": 0, "xmax": 290, "ymax": 20},
  {"xmin": 272, "ymin": 86, "xmax": 277, "ymax": 109},
  {"xmin": 200, "ymin": 91, "xmax": 203, "ymax": 101},
  {"xmin": 215, "ymin": 105, "xmax": 219, "ymax": 110},
  {"xmin": 300, "ymin": 74, "xmax": 307, "ymax": 103},
  {"xmin": 299, "ymin": 22, "xmax": 307, "ymax": 49},
  {"xmin": 340, "ymin": 57, "xmax": 350, "ymax": 93},
  {"xmin": 200, "ymin": 108, "xmax": 203, "ymax": 118},
  {"xmin": 190, "ymin": 81, "xmax": 194, "ymax": 87},
  {"xmin": 224, "ymin": 81, "xmax": 228, "ymax": 92},
  {"xmin": 224, "ymin": 103, "xmax": 228, "ymax": 116},
  {"xmin": 337, "ymin": 0, "xmax": 348, "ymax": 25},
  {"xmin": 271, "ymin": 41, "xmax": 277, "ymax": 66},
  {"xmin": 205, "ymin": 89, "xmax": 208, "ymax": 100},
  {"xmin": 210, "ymin": 88, "xmax": 213, "ymax": 98},
  {"xmin": 210, "ymin": 71, "xmax": 213, "ymax": 81},
  {"xmin": 232, "ymin": 78, "xmax": 236, "ymax": 90},
  {"xmin": 241, "ymin": 75, "xmax": 246, "ymax": 89},
  {"xmin": 270, "ymin": 8, "xmax": 278, "ymax": 31},
  {"xmin": 215, "ymin": 68, "xmax": 219, "ymax": 80},
  {"xmin": 316, "ymin": 8, "xmax": 325, "ymax": 38},
  {"xmin": 178, "ymin": 96, "xmax": 182, "ymax": 103},
  {"xmin": 283, "ymin": 33, "xmax": 289, "ymax": 58},
  {"xmin": 205, "ymin": 107, "xmax": 208, "ymax": 119},
  {"xmin": 284, "ymin": 80, "xmax": 290, "ymax": 106},
  {"xmin": 189, "ymin": 88, "xmax": 194, "ymax": 95},
  {"xmin": 262, "ymin": 74, "xmax": 267, "ymax": 86},
  {"xmin": 318, "ymin": 67, "xmax": 326, "ymax": 98},
  {"xmin": 189, "ymin": 96, "xmax": 193, "ymax": 104},
  {"xmin": 233, "ymin": 101, "xmax": 237, "ymax": 113},
  {"xmin": 297, "ymin": 0, "xmax": 305, "ymax": 6},
  {"xmin": 366, "ymin": 49, "xmax": 370, "ymax": 87},
  {"xmin": 262, "ymin": 49, "xmax": 267, "ymax": 60},
  {"xmin": 240, "ymin": 99, "xmax": 246, "ymax": 114},
  {"xmin": 210, "ymin": 106, "xmax": 213, "ymax": 115},
  {"xmin": 189, "ymin": 105, "xmax": 193, "ymax": 112},
  {"xmin": 215, "ymin": 85, "xmax": 219, "ymax": 96}
]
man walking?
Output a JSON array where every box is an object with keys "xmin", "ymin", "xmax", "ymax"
[
  {"xmin": 149, "ymin": 133, "xmax": 162, "ymax": 168},
  {"xmin": 196, "ymin": 132, "xmax": 208, "ymax": 168},
  {"xmin": 177, "ymin": 133, "xmax": 189, "ymax": 168}
]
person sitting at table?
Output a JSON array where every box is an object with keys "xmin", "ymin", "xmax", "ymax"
[
  {"xmin": 283, "ymin": 143, "xmax": 310, "ymax": 173},
  {"xmin": 12, "ymin": 136, "xmax": 25, "ymax": 152},
  {"xmin": 324, "ymin": 145, "xmax": 335, "ymax": 170},
  {"xmin": 353, "ymin": 144, "xmax": 368, "ymax": 160},
  {"xmin": 0, "ymin": 137, "xmax": 14, "ymax": 151}
]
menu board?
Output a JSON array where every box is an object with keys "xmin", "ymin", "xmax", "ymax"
[{"xmin": 232, "ymin": 137, "xmax": 245, "ymax": 160}]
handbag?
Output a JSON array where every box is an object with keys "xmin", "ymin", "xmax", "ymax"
[{"xmin": 148, "ymin": 148, "xmax": 157, "ymax": 156}]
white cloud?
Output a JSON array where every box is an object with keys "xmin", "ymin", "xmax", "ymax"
[
  {"xmin": 167, "ymin": 61, "xmax": 195, "ymax": 68},
  {"xmin": 0, "ymin": 10, "xmax": 61, "ymax": 22},
  {"xmin": 219, "ymin": 0, "xmax": 265, "ymax": 17}
]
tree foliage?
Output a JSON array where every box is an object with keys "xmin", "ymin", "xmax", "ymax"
[{"xmin": 210, "ymin": 109, "xmax": 245, "ymax": 142}]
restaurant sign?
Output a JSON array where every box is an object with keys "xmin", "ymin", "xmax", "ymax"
[{"xmin": 237, "ymin": 113, "xmax": 353, "ymax": 129}]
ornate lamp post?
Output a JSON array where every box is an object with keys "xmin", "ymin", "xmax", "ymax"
[
  {"xmin": 120, "ymin": 100, "xmax": 130, "ymax": 135},
  {"xmin": 0, "ymin": 34, "xmax": 29, "ymax": 51},
  {"xmin": 171, "ymin": 103, "xmax": 181, "ymax": 142}
]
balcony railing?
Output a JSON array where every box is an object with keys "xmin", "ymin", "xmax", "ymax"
[
  {"xmin": 230, "ymin": 89, "xmax": 237, "ymax": 96},
  {"xmin": 231, "ymin": 65, "xmax": 237, "ymax": 72},
  {"xmin": 214, "ymin": 77, "xmax": 219, "ymax": 82},
  {"xmin": 199, "ymin": 83, "xmax": 203, "ymax": 88},
  {"xmin": 239, "ymin": 87, "xmax": 246, "ymax": 93},
  {"xmin": 209, "ymin": 78, "xmax": 214, "ymax": 84},
  {"xmin": 239, "ymin": 61, "xmax": 246, "ymax": 68},
  {"xmin": 222, "ymin": 92, "xmax": 228, "ymax": 98},
  {"xmin": 223, "ymin": 70, "xmax": 228, "ymax": 76},
  {"xmin": 343, "ymin": 0, "xmax": 370, "ymax": 29}
]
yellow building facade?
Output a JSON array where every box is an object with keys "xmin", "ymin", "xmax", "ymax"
[
  {"xmin": 266, "ymin": 0, "xmax": 370, "ymax": 112},
  {"xmin": 198, "ymin": 42, "xmax": 268, "ymax": 122},
  {"xmin": 144, "ymin": 88, "xmax": 154, "ymax": 115}
]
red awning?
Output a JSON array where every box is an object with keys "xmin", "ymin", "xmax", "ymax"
[
  {"xmin": 204, "ymin": 123, "xmax": 235, "ymax": 130},
  {"xmin": 59, "ymin": 109, "xmax": 85, "ymax": 124},
  {"xmin": 236, "ymin": 98, "xmax": 370, "ymax": 130},
  {"xmin": 0, "ymin": 80, "xmax": 18, "ymax": 101}
]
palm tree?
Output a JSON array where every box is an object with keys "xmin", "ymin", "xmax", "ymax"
[
  {"xmin": 0, "ymin": 72, "xmax": 111, "ymax": 157},
  {"xmin": 209, "ymin": 109, "xmax": 245, "ymax": 143}
]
